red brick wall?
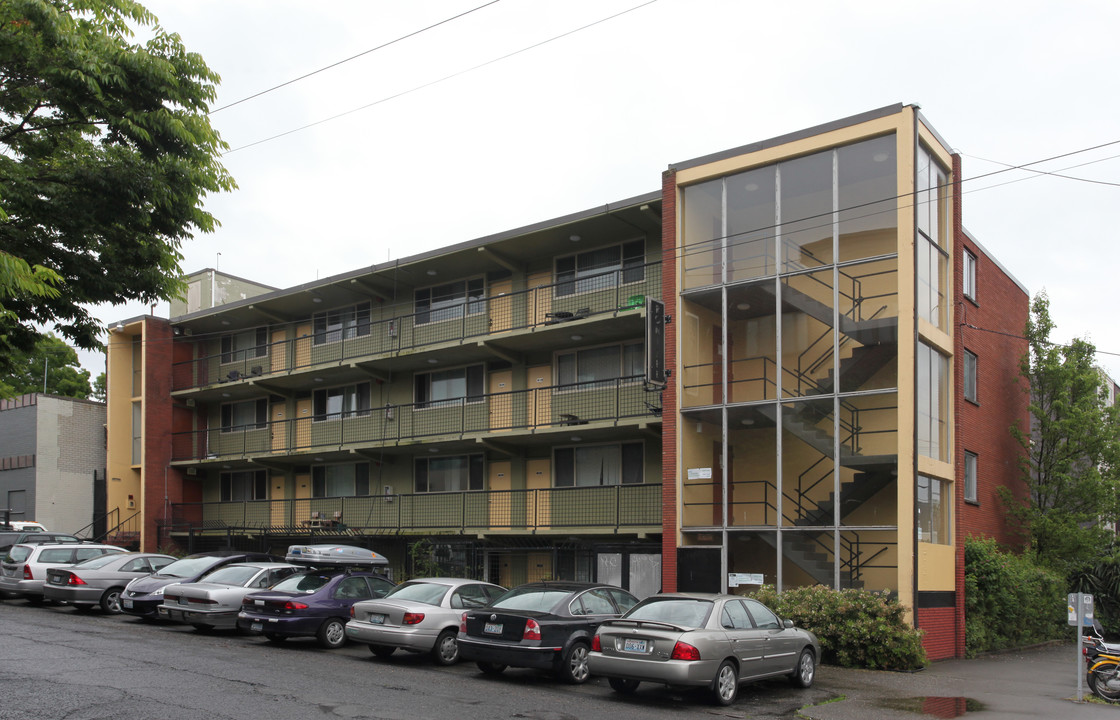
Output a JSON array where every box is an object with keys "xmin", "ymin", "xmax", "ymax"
[
  {"xmin": 661, "ymin": 169, "xmax": 679, "ymax": 592},
  {"xmin": 949, "ymin": 154, "xmax": 1031, "ymax": 659},
  {"xmin": 919, "ymin": 607, "xmax": 958, "ymax": 660},
  {"xmin": 142, "ymin": 317, "xmax": 174, "ymax": 552}
]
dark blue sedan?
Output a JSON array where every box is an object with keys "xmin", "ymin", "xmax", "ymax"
[{"xmin": 237, "ymin": 569, "xmax": 394, "ymax": 648}]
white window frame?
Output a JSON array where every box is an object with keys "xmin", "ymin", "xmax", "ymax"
[
  {"xmin": 963, "ymin": 349, "xmax": 978, "ymax": 404},
  {"xmin": 963, "ymin": 250, "xmax": 977, "ymax": 301},
  {"xmin": 964, "ymin": 451, "xmax": 978, "ymax": 504}
]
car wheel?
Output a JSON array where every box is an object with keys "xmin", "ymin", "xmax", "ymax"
[
  {"xmin": 264, "ymin": 633, "xmax": 287, "ymax": 643},
  {"xmin": 317, "ymin": 618, "xmax": 347, "ymax": 649},
  {"xmin": 555, "ymin": 640, "xmax": 591, "ymax": 684},
  {"xmin": 789, "ymin": 648, "xmax": 816, "ymax": 688},
  {"xmin": 711, "ymin": 659, "xmax": 739, "ymax": 706},
  {"xmin": 369, "ymin": 644, "xmax": 396, "ymax": 659},
  {"xmin": 477, "ymin": 661, "xmax": 507, "ymax": 675},
  {"xmin": 99, "ymin": 588, "xmax": 124, "ymax": 614},
  {"xmin": 609, "ymin": 677, "xmax": 640, "ymax": 694},
  {"xmin": 431, "ymin": 629, "xmax": 459, "ymax": 666}
]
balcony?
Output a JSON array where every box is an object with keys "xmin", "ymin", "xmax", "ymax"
[
  {"xmin": 172, "ymin": 261, "xmax": 661, "ymax": 391},
  {"xmin": 169, "ymin": 483, "xmax": 663, "ymax": 535},
  {"xmin": 172, "ymin": 375, "xmax": 660, "ymax": 463}
]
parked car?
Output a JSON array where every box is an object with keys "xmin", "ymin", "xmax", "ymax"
[
  {"xmin": 457, "ymin": 581, "xmax": 639, "ymax": 684},
  {"xmin": 237, "ymin": 543, "xmax": 394, "ymax": 649},
  {"xmin": 121, "ymin": 551, "xmax": 280, "ymax": 619},
  {"xmin": 0, "ymin": 531, "xmax": 82, "ymax": 557},
  {"xmin": 587, "ymin": 593, "xmax": 820, "ymax": 706},
  {"xmin": 347, "ymin": 577, "xmax": 506, "ymax": 664},
  {"xmin": 43, "ymin": 552, "xmax": 177, "ymax": 613},
  {"xmin": 157, "ymin": 562, "xmax": 301, "ymax": 630},
  {"xmin": 0, "ymin": 543, "xmax": 128, "ymax": 603},
  {"xmin": 7, "ymin": 521, "xmax": 48, "ymax": 532}
]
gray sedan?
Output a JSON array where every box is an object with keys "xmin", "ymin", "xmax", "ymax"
[
  {"xmin": 346, "ymin": 577, "xmax": 505, "ymax": 664},
  {"xmin": 587, "ymin": 593, "xmax": 820, "ymax": 706},
  {"xmin": 158, "ymin": 562, "xmax": 300, "ymax": 630},
  {"xmin": 42, "ymin": 552, "xmax": 176, "ymax": 613}
]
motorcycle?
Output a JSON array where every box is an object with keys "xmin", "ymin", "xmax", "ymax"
[{"xmin": 1083, "ymin": 620, "xmax": 1120, "ymax": 702}]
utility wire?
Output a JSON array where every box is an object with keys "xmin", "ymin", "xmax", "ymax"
[
  {"xmin": 209, "ymin": 0, "xmax": 503, "ymax": 115},
  {"xmin": 223, "ymin": 0, "xmax": 662, "ymax": 155},
  {"xmin": 963, "ymin": 151, "xmax": 1120, "ymax": 189}
]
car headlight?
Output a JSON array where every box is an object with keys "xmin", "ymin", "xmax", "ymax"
[{"xmin": 153, "ymin": 586, "xmax": 165, "ymax": 596}]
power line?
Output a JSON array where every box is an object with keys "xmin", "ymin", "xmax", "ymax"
[
  {"xmin": 223, "ymin": 0, "xmax": 662, "ymax": 155},
  {"xmin": 962, "ymin": 151, "xmax": 1120, "ymax": 189},
  {"xmin": 209, "ymin": 0, "xmax": 503, "ymax": 115}
]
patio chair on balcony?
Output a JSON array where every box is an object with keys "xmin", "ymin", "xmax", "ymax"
[
  {"xmin": 227, "ymin": 369, "xmax": 243, "ymax": 382},
  {"xmin": 544, "ymin": 307, "xmax": 591, "ymax": 325},
  {"xmin": 250, "ymin": 366, "xmax": 263, "ymax": 376}
]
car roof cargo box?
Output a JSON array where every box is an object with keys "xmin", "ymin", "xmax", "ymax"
[{"xmin": 285, "ymin": 544, "xmax": 388, "ymax": 567}]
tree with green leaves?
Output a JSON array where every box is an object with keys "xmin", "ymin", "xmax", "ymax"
[
  {"xmin": 1004, "ymin": 292, "xmax": 1120, "ymax": 570},
  {"xmin": 0, "ymin": 0, "xmax": 235, "ymax": 377},
  {"xmin": 0, "ymin": 332, "xmax": 92, "ymax": 398}
]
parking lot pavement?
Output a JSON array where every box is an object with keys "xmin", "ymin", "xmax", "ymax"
[{"xmin": 802, "ymin": 643, "xmax": 1119, "ymax": 720}]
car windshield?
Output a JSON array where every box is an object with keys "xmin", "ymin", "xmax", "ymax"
[
  {"xmin": 155, "ymin": 556, "xmax": 223, "ymax": 579},
  {"xmin": 4, "ymin": 546, "xmax": 33, "ymax": 563},
  {"xmin": 625, "ymin": 598, "xmax": 712, "ymax": 627},
  {"xmin": 271, "ymin": 573, "xmax": 331, "ymax": 594},
  {"xmin": 383, "ymin": 581, "xmax": 449, "ymax": 606},
  {"xmin": 199, "ymin": 565, "xmax": 260, "ymax": 586},
  {"xmin": 491, "ymin": 587, "xmax": 569, "ymax": 612},
  {"xmin": 73, "ymin": 554, "xmax": 125, "ymax": 570}
]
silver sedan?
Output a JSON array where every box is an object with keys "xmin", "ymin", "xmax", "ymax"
[
  {"xmin": 43, "ymin": 552, "xmax": 177, "ymax": 613},
  {"xmin": 157, "ymin": 562, "xmax": 301, "ymax": 630},
  {"xmin": 346, "ymin": 577, "xmax": 505, "ymax": 665},
  {"xmin": 587, "ymin": 593, "xmax": 820, "ymax": 706}
]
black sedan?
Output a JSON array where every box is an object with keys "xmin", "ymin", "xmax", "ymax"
[
  {"xmin": 457, "ymin": 581, "xmax": 639, "ymax": 684},
  {"xmin": 120, "ymin": 551, "xmax": 279, "ymax": 618}
]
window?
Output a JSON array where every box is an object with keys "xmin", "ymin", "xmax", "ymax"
[
  {"xmin": 744, "ymin": 599, "xmax": 781, "ymax": 629},
  {"xmin": 312, "ymin": 463, "xmax": 370, "ymax": 497},
  {"xmin": 220, "ymin": 470, "xmax": 267, "ymax": 501},
  {"xmin": 554, "ymin": 442, "xmax": 643, "ymax": 487},
  {"xmin": 415, "ymin": 278, "xmax": 484, "ymax": 324},
  {"xmin": 415, "ymin": 455, "xmax": 484, "ymax": 493},
  {"xmin": 555, "ymin": 240, "xmax": 645, "ymax": 296},
  {"xmin": 963, "ymin": 250, "xmax": 977, "ymax": 301},
  {"xmin": 917, "ymin": 343, "xmax": 949, "ymax": 461},
  {"xmin": 917, "ymin": 475, "xmax": 950, "ymax": 544},
  {"xmin": 220, "ymin": 399, "xmax": 268, "ymax": 432},
  {"xmin": 131, "ymin": 401, "xmax": 142, "ymax": 465},
  {"xmin": 313, "ymin": 302, "xmax": 371, "ymax": 345},
  {"xmin": 313, "ymin": 382, "xmax": 371, "ymax": 420},
  {"xmin": 963, "ymin": 350, "xmax": 978, "ymax": 403},
  {"xmin": 415, "ymin": 365, "xmax": 484, "ymax": 408},
  {"xmin": 221, "ymin": 327, "xmax": 268, "ymax": 364},
  {"xmin": 917, "ymin": 146, "xmax": 950, "ymax": 330},
  {"xmin": 557, "ymin": 342, "xmax": 643, "ymax": 388},
  {"xmin": 964, "ymin": 451, "xmax": 978, "ymax": 503}
]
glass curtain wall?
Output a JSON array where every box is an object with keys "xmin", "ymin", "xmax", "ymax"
[{"xmin": 680, "ymin": 135, "xmax": 900, "ymax": 592}]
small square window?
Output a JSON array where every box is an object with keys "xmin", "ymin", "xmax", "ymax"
[{"xmin": 963, "ymin": 251, "xmax": 977, "ymax": 301}]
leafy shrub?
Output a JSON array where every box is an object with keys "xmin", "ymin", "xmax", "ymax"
[
  {"xmin": 1070, "ymin": 551, "xmax": 1120, "ymax": 637},
  {"xmin": 964, "ymin": 536, "xmax": 1066, "ymax": 656},
  {"xmin": 752, "ymin": 584, "xmax": 926, "ymax": 670}
]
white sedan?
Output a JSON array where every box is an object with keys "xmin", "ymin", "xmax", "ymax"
[{"xmin": 346, "ymin": 578, "xmax": 505, "ymax": 664}]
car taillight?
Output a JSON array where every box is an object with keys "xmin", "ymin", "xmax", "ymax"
[
  {"xmin": 460, "ymin": 612, "xmax": 467, "ymax": 633},
  {"xmin": 592, "ymin": 634, "xmax": 602, "ymax": 652},
  {"xmin": 242, "ymin": 597, "xmax": 254, "ymax": 607},
  {"xmin": 350, "ymin": 606, "xmax": 356, "ymax": 618},
  {"xmin": 66, "ymin": 573, "xmax": 87, "ymax": 586},
  {"xmin": 402, "ymin": 612, "xmax": 425, "ymax": 625},
  {"xmin": 282, "ymin": 601, "xmax": 309, "ymax": 610},
  {"xmin": 671, "ymin": 641, "xmax": 701, "ymax": 661},
  {"xmin": 523, "ymin": 618, "xmax": 541, "ymax": 641},
  {"xmin": 192, "ymin": 598, "xmax": 217, "ymax": 605},
  {"xmin": 22, "ymin": 565, "xmax": 32, "ymax": 580}
]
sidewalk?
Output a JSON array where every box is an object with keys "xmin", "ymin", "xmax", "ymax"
[{"xmin": 803, "ymin": 643, "xmax": 1118, "ymax": 720}]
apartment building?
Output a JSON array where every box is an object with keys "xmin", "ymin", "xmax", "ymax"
[{"xmin": 106, "ymin": 104, "xmax": 1030, "ymax": 657}]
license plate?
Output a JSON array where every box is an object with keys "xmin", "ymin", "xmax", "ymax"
[
  {"xmin": 179, "ymin": 596, "xmax": 189, "ymax": 605},
  {"xmin": 484, "ymin": 622, "xmax": 502, "ymax": 634},
  {"xmin": 251, "ymin": 622, "xmax": 262, "ymax": 632},
  {"xmin": 371, "ymin": 614, "xmax": 386, "ymax": 625},
  {"xmin": 623, "ymin": 638, "xmax": 648, "ymax": 653},
  {"xmin": 123, "ymin": 598, "xmax": 133, "ymax": 609},
  {"xmin": 254, "ymin": 599, "xmax": 264, "ymax": 606}
]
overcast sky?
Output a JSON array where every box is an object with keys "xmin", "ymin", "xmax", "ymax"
[{"xmin": 86, "ymin": 0, "xmax": 1120, "ymax": 380}]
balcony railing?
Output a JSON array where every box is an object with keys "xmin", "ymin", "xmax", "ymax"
[
  {"xmin": 170, "ymin": 483, "xmax": 662, "ymax": 534},
  {"xmin": 172, "ymin": 375, "xmax": 658, "ymax": 462},
  {"xmin": 173, "ymin": 261, "xmax": 661, "ymax": 391}
]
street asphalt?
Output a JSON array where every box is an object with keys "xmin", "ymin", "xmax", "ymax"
[{"xmin": 801, "ymin": 642, "xmax": 1119, "ymax": 720}]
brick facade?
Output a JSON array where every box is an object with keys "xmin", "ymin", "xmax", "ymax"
[{"xmin": 661, "ymin": 168, "xmax": 679, "ymax": 592}]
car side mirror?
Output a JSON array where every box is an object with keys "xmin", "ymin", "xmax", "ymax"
[{"xmin": 783, "ymin": 619, "xmax": 794, "ymax": 629}]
